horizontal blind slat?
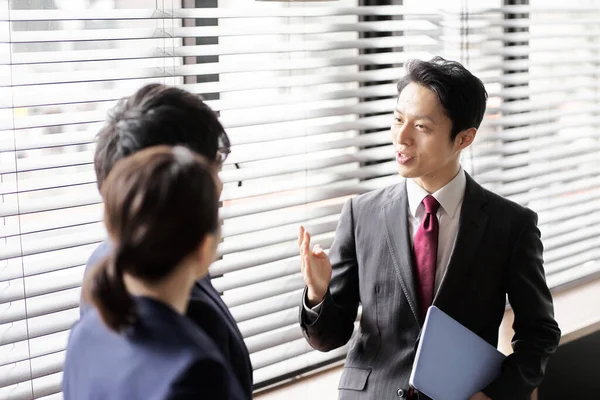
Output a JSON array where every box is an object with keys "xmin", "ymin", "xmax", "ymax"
[
  {"xmin": 5, "ymin": 20, "xmax": 439, "ymax": 43},
  {"xmin": 223, "ymin": 274, "xmax": 305, "ymax": 309},
  {"xmin": 4, "ymin": 35, "xmax": 432, "ymax": 66},
  {"xmin": 6, "ymin": 52, "xmax": 421, "ymax": 88},
  {"xmin": 220, "ymin": 175, "xmax": 398, "ymax": 220},
  {"xmin": 213, "ymin": 257, "xmax": 301, "ymax": 295},
  {"xmin": 0, "ymin": 352, "xmax": 64, "ymax": 389},
  {"xmin": 0, "ymin": 288, "xmax": 81, "ymax": 325},
  {"xmin": 245, "ymin": 324, "xmax": 303, "ymax": 354},
  {"xmin": 7, "ymin": 6, "xmax": 600, "ymax": 22},
  {"xmin": 0, "ymin": 267, "xmax": 84, "ymax": 304},
  {"xmin": 0, "ymin": 309, "xmax": 78, "ymax": 346},
  {"xmin": 238, "ymin": 307, "xmax": 299, "ymax": 339},
  {"xmin": 0, "ymin": 331, "xmax": 70, "ymax": 368},
  {"xmin": 253, "ymin": 346, "xmax": 347, "ymax": 387},
  {"xmin": 3, "ymin": 80, "xmax": 397, "ymax": 111},
  {"xmin": 211, "ymin": 236, "xmax": 334, "ymax": 278}
]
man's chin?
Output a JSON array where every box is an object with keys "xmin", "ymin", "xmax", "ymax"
[{"xmin": 396, "ymin": 167, "xmax": 418, "ymax": 179}]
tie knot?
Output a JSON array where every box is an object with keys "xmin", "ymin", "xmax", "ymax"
[{"xmin": 422, "ymin": 195, "xmax": 439, "ymax": 214}]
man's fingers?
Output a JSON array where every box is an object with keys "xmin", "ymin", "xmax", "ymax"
[
  {"xmin": 303, "ymin": 253, "xmax": 312, "ymax": 282},
  {"xmin": 299, "ymin": 227, "xmax": 307, "ymax": 275},
  {"xmin": 298, "ymin": 226, "xmax": 305, "ymax": 247},
  {"xmin": 313, "ymin": 243, "xmax": 324, "ymax": 256},
  {"xmin": 300, "ymin": 228, "xmax": 310, "ymax": 277},
  {"xmin": 303, "ymin": 230, "xmax": 311, "ymax": 255},
  {"xmin": 301, "ymin": 252, "xmax": 308, "ymax": 275},
  {"xmin": 298, "ymin": 226, "xmax": 305, "ymax": 260},
  {"xmin": 300, "ymin": 227, "xmax": 309, "ymax": 254}
]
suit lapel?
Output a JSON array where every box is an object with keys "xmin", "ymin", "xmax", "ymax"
[
  {"xmin": 383, "ymin": 182, "xmax": 421, "ymax": 325},
  {"xmin": 433, "ymin": 173, "xmax": 489, "ymax": 307}
]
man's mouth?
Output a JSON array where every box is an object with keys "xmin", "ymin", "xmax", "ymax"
[{"xmin": 396, "ymin": 152, "xmax": 414, "ymax": 165}]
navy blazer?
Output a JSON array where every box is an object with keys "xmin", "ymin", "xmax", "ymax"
[
  {"xmin": 81, "ymin": 242, "xmax": 253, "ymax": 398},
  {"xmin": 64, "ymin": 296, "xmax": 248, "ymax": 400}
]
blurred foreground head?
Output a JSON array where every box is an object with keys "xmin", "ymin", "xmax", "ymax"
[{"xmin": 85, "ymin": 145, "xmax": 221, "ymax": 331}]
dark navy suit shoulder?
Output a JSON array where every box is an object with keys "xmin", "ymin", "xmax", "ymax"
[
  {"xmin": 63, "ymin": 297, "xmax": 247, "ymax": 400},
  {"xmin": 80, "ymin": 241, "xmax": 253, "ymax": 397}
]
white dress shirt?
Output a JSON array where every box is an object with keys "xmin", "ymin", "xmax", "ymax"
[
  {"xmin": 305, "ymin": 168, "xmax": 467, "ymax": 314},
  {"xmin": 406, "ymin": 168, "xmax": 466, "ymax": 294}
]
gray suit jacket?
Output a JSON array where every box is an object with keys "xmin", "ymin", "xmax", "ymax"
[{"xmin": 300, "ymin": 174, "xmax": 560, "ymax": 400}]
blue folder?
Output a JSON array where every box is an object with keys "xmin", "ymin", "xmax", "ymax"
[{"xmin": 409, "ymin": 306, "xmax": 506, "ymax": 400}]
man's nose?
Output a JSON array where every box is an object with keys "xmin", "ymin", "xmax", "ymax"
[{"xmin": 394, "ymin": 124, "xmax": 412, "ymax": 145}]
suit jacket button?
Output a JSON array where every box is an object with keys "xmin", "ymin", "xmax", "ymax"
[{"xmin": 397, "ymin": 388, "xmax": 406, "ymax": 398}]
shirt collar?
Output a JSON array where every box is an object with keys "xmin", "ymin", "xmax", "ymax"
[{"xmin": 406, "ymin": 168, "xmax": 466, "ymax": 219}]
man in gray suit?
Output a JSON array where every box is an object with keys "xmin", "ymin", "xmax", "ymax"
[{"xmin": 298, "ymin": 58, "xmax": 561, "ymax": 400}]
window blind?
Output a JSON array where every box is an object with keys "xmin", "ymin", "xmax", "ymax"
[{"xmin": 1, "ymin": 0, "xmax": 599, "ymax": 399}]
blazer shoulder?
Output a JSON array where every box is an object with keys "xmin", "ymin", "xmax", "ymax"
[
  {"xmin": 85, "ymin": 241, "xmax": 111, "ymax": 273},
  {"xmin": 481, "ymin": 186, "xmax": 537, "ymax": 223},
  {"xmin": 172, "ymin": 313, "xmax": 229, "ymax": 360},
  {"xmin": 352, "ymin": 181, "xmax": 404, "ymax": 211}
]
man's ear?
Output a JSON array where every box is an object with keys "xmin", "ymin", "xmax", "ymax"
[
  {"xmin": 199, "ymin": 234, "xmax": 218, "ymax": 264},
  {"xmin": 193, "ymin": 233, "xmax": 219, "ymax": 278},
  {"xmin": 455, "ymin": 127, "xmax": 477, "ymax": 150}
]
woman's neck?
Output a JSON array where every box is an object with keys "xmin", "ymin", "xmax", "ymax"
[{"xmin": 124, "ymin": 259, "xmax": 198, "ymax": 315}]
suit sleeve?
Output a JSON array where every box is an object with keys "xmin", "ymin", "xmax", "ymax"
[
  {"xmin": 300, "ymin": 198, "xmax": 360, "ymax": 352},
  {"xmin": 186, "ymin": 293, "xmax": 232, "ymax": 363},
  {"xmin": 483, "ymin": 211, "xmax": 561, "ymax": 400},
  {"xmin": 167, "ymin": 358, "xmax": 234, "ymax": 400}
]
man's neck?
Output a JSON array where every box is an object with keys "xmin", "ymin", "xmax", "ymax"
[{"xmin": 411, "ymin": 164, "xmax": 461, "ymax": 194}]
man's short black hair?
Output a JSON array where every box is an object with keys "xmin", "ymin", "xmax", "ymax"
[
  {"xmin": 94, "ymin": 83, "xmax": 230, "ymax": 189},
  {"xmin": 397, "ymin": 57, "xmax": 488, "ymax": 141}
]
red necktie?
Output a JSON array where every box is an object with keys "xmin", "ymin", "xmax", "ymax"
[{"xmin": 413, "ymin": 195, "xmax": 440, "ymax": 321}]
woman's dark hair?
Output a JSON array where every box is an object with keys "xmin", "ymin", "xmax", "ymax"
[
  {"xmin": 94, "ymin": 83, "xmax": 230, "ymax": 190},
  {"xmin": 85, "ymin": 145, "xmax": 220, "ymax": 332},
  {"xmin": 397, "ymin": 57, "xmax": 488, "ymax": 141}
]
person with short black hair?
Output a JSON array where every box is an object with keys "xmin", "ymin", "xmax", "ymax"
[
  {"xmin": 80, "ymin": 84, "xmax": 252, "ymax": 398},
  {"xmin": 93, "ymin": 83, "xmax": 230, "ymax": 189},
  {"xmin": 299, "ymin": 57, "xmax": 560, "ymax": 400}
]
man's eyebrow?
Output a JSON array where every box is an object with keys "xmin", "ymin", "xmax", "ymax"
[
  {"xmin": 414, "ymin": 115, "xmax": 436, "ymax": 124},
  {"xmin": 393, "ymin": 110, "xmax": 437, "ymax": 124}
]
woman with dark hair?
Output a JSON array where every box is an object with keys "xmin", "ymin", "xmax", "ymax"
[
  {"xmin": 81, "ymin": 83, "xmax": 252, "ymax": 397},
  {"xmin": 63, "ymin": 146, "xmax": 246, "ymax": 400}
]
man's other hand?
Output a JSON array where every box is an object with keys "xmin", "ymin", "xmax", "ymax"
[{"xmin": 298, "ymin": 226, "xmax": 332, "ymax": 306}]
